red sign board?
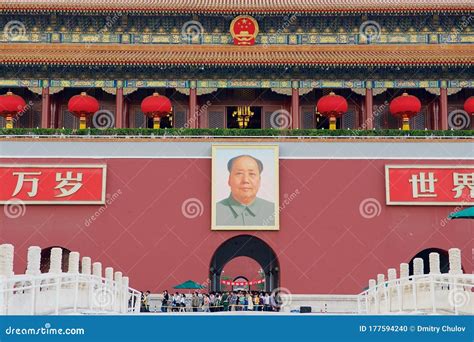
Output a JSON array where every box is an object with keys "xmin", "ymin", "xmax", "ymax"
[
  {"xmin": 0, "ymin": 164, "xmax": 106, "ymax": 204},
  {"xmin": 385, "ymin": 165, "xmax": 474, "ymax": 205}
]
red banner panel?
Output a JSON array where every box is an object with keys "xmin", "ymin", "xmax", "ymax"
[
  {"xmin": 0, "ymin": 164, "xmax": 106, "ymax": 204},
  {"xmin": 385, "ymin": 165, "xmax": 474, "ymax": 205}
]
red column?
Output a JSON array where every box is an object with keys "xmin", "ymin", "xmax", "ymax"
[
  {"xmin": 439, "ymin": 87, "xmax": 448, "ymax": 130},
  {"xmin": 189, "ymin": 87, "xmax": 197, "ymax": 128},
  {"xmin": 365, "ymin": 88, "xmax": 373, "ymax": 129},
  {"xmin": 432, "ymin": 101, "xmax": 439, "ymax": 130},
  {"xmin": 291, "ymin": 87, "xmax": 300, "ymax": 129},
  {"xmin": 115, "ymin": 87, "xmax": 124, "ymax": 128},
  {"xmin": 41, "ymin": 87, "xmax": 51, "ymax": 128}
]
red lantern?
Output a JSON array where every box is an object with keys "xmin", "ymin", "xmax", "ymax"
[
  {"xmin": 464, "ymin": 96, "xmax": 474, "ymax": 115},
  {"xmin": 141, "ymin": 93, "xmax": 172, "ymax": 129},
  {"xmin": 389, "ymin": 93, "xmax": 421, "ymax": 131},
  {"xmin": 316, "ymin": 92, "xmax": 348, "ymax": 130},
  {"xmin": 0, "ymin": 91, "xmax": 26, "ymax": 129},
  {"xmin": 68, "ymin": 92, "xmax": 100, "ymax": 129}
]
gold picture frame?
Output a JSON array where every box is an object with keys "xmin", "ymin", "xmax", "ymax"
[{"xmin": 211, "ymin": 145, "xmax": 279, "ymax": 231}]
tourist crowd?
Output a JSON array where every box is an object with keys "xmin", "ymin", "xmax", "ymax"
[{"xmin": 141, "ymin": 290, "xmax": 281, "ymax": 312}]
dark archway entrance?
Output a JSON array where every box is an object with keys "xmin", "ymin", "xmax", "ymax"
[{"xmin": 209, "ymin": 235, "xmax": 279, "ymax": 292}]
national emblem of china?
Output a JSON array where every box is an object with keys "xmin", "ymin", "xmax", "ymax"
[{"xmin": 230, "ymin": 15, "xmax": 259, "ymax": 45}]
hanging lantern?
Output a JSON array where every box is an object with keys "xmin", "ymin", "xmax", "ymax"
[
  {"xmin": 464, "ymin": 96, "xmax": 474, "ymax": 115},
  {"xmin": 141, "ymin": 93, "xmax": 172, "ymax": 129},
  {"xmin": 0, "ymin": 91, "xmax": 26, "ymax": 129},
  {"xmin": 68, "ymin": 92, "xmax": 100, "ymax": 129},
  {"xmin": 389, "ymin": 92, "xmax": 421, "ymax": 131},
  {"xmin": 316, "ymin": 92, "xmax": 348, "ymax": 130}
]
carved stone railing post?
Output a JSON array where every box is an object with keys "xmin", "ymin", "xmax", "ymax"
[
  {"xmin": 377, "ymin": 274, "xmax": 385, "ymax": 313},
  {"xmin": 448, "ymin": 248, "xmax": 463, "ymax": 313},
  {"xmin": 114, "ymin": 271, "xmax": 122, "ymax": 313},
  {"xmin": 26, "ymin": 246, "xmax": 41, "ymax": 276},
  {"xmin": 49, "ymin": 248, "xmax": 63, "ymax": 274},
  {"xmin": 105, "ymin": 267, "xmax": 114, "ymax": 311},
  {"xmin": 122, "ymin": 276, "xmax": 130, "ymax": 314},
  {"xmin": 48, "ymin": 248, "xmax": 63, "ymax": 314},
  {"xmin": 429, "ymin": 252, "xmax": 441, "ymax": 274},
  {"xmin": 0, "ymin": 244, "xmax": 14, "ymax": 277},
  {"xmin": 448, "ymin": 248, "xmax": 462, "ymax": 275},
  {"xmin": 67, "ymin": 252, "xmax": 80, "ymax": 310},
  {"xmin": 0, "ymin": 244, "xmax": 14, "ymax": 315},
  {"xmin": 368, "ymin": 279, "xmax": 376, "ymax": 313},
  {"xmin": 387, "ymin": 268, "xmax": 397, "ymax": 312},
  {"xmin": 91, "ymin": 262, "xmax": 102, "ymax": 310}
]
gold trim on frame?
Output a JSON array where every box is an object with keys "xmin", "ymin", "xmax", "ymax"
[{"xmin": 211, "ymin": 145, "xmax": 279, "ymax": 231}]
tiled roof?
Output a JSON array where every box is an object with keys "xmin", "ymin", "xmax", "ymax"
[
  {"xmin": 1, "ymin": 0, "xmax": 471, "ymax": 14},
  {"xmin": 1, "ymin": 44, "xmax": 472, "ymax": 67}
]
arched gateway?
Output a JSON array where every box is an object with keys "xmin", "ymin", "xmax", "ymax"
[{"xmin": 209, "ymin": 235, "xmax": 279, "ymax": 292}]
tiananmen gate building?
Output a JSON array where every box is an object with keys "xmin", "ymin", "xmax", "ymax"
[{"xmin": 0, "ymin": 0, "xmax": 472, "ymax": 300}]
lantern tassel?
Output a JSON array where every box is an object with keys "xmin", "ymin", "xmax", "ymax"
[
  {"xmin": 79, "ymin": 115, "xmax": 87, "ymax": 129},
  {"xmin": 402, "ymin": 114, "xmax": 410, "ymax": 131},
  {"xmin": 329, "ymin": 116, "xmax": 336, "ymax": 130},
  {"xmin": 153, "ymin": 116, "xmax": 160, "ymax": 129},
  {"xmin": 5, "ymin": 115, "xmax": 13, "ymax": 129}
]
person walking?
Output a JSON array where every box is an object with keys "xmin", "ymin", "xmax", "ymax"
[
  {"xmin": 259, "ymin": 292, "xmax": 265, "ymax": 311},
  {"xmin": 179, "ymin": 293, "xmax": 186, "ymax": 312},
  {"xmin": 246, "ymin": 292, "xmax": 253, "ymax": 311},
  {"xmin": 209, "ymin": 293, "xmax": 215, "ymax": 312},
  {"xmin": 161, "ymin": 290, "xmax": 169, "ymax": 312},
  {"xmin": 238, "ymin": 292, "xmax": 246, "ymax": 311},
  {"xmin": 202, "ymin": 294, "xmax": 210, "ymax": 312},
  {"xmin": 216, "ymin": 292, "xmax": 223, "ymax": 312},
  {"xmin": 140, "ymin": 290, "xmax": 151, "ymax": 312},
  {"xmin": 263, "ymin": 292, "xmax": 271, "ymax": 311},
  {"xmin": 221, "ymin": 292, "xmax": 229, "ymax": 312},
  {"xmin": 253, "ymin": 293, "xmax": 260, "ymax": 311},
  {"xmin": 172, "ymin": 292, "xmax": 179, "ymax": 312},
  {"xmin": 270, "ymin": 291, "xmax": 278, "ymax": 312},
  {"xmin": 191, "ymin": 292, "xmax": 200, "ymax": 312}
]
